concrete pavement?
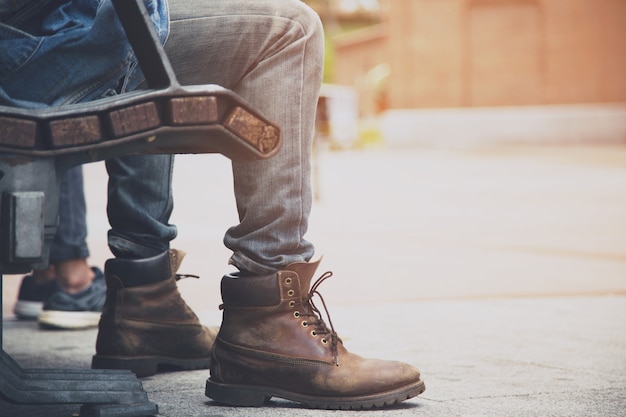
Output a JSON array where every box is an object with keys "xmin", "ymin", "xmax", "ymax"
[{"xmin": 2, "ymin": 143, "xmax": 626, "ymax": 416}]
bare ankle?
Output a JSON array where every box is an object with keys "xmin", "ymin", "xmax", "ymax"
[{"xmin": 55, "ymin": 259, "xmax": 94, "ymax": 294}]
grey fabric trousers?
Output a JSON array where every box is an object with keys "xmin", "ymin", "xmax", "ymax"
[{"xmin": 107, "ymin": 0, "xmax": 325, "ymax": 274}]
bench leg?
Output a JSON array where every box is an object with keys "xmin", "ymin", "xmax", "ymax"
[{"xmin": 0, "ymin": 280, "xmax": 158, "ymax": 417}]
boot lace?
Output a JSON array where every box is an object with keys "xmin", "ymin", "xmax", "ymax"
[
  {"xmin": 175, "ymin": 273, "xmax": 199, "ymax": 281},
  {"xmin": 302, "ymin": 271, "xmax": 342, "ymax": 366}
]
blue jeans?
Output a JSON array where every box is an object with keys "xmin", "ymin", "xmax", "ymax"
[
  {"xmin": 0, "ymin": 0, "xmax": 168, "ymax": 107},
  {"xmin": 1, "ymin": 0, "xmax": 324, "ymax": 274},
  {"xmin": 51, "ymin": 166, "xmax": 90, "ymax": 263}
]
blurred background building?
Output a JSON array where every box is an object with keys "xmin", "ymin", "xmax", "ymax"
[{"xmin": 306, "ymin": 0, "xmax": 626, "ymax": 147}]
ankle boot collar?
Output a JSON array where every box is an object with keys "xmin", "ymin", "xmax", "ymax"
[
  {"xmin": 105, "ymin": 249, "xmax": 176, "ymax": 288},
  {"xmin": 220, "ymin": 272, "xmax": 281, "ymax": 307},
  {"xmin": 219, "ymin": 259, "xmax": 322, "ymax": 308}
]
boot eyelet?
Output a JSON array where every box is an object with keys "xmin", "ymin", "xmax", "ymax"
[
  {"xmin": 288, "ymin": 301, "xmax": 296, "ymax": 308},
  {"xmin": 294, "ymin": 311, "xmax": 300, "ymax": 318},
  {"xmin": 321, "ymin": 338, "xmax": 328, "ymax": 345},
  {"xmin": 287, "ymin": 289, "xmax": 295, "ymax": 297},
  {"xmin": 284, "ymin": 277, "xmax": 293, "ymax": 285},
  {"xmin": 301, "ymin": 321, "xmax": 308, "ymax": 327},
  {"xmin": 311, "ymin": 331, "xmax": 317, "ymax": 337}
]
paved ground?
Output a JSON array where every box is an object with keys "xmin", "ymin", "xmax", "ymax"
[{"xmin": 2, "ymin": 143, "xmax": 626, "ymax": 416}]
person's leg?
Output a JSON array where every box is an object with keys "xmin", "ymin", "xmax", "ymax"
[
  {"xmin": 106, "ymin": 154, "xmax": 177, "ymax": 259},
  {"xmin": 49, "ymin": 166, "xmax": 95, "ymax": 291},
  {"xmin": 95, "ymin": 15, "xmax": 214, "ymax": 375},
  {"xmin": 95, "ymin": 132, "xmax": 215, "ymax": 376},
  {"xmin": 37, "ymin": 166, "xmax": 106, "ymax": 329},
  {"xmin": 165, "ymin": 0, "xmax": 424, "ymax": 408},
  {"xmin": 14, "ymin": 166, "xmax": 104, "ymax": 327},
  {"xmin": 49, "ymin": 166, "xmax": 90, "ymax": 264},
  {"xmin": 94, "ymin": 0, "xmax": 320, "ymax": 376},
  {"xmin": 166, "ymin": 0, "xmax": 319, "ymax": 274}
]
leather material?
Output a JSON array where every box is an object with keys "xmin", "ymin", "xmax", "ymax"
[
  {"xmin": 103, "ymin": 249, "xmax": 175, "ymax": 287},
  {"xmin": 208, "ymin": 260, "xmax": 424, "ymax": 406},
  {"xmin": 95, "ymin": 249, "xmax": 216, "ymax": 371},
  {"xmin": 220, "ymin": 271, "xmax": 281, "ymax": 307}
]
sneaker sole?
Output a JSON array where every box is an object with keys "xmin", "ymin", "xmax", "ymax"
[
  {"xmin": 92, "ymin": 354, "xmax": 211, "ymax": 378},
  {"xmin": 38, "ymin": 310, "xmax": 101, "ymax": 330},
  {"xmin": 14, "ymin": 300, "xmax": 43, "ymax": 320},
  {"xmin": 205, "ymin": 378, "xmax": 426, "ymax": 410}
]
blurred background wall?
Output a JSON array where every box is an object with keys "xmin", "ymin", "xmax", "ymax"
[
  {"xmin": 307, "ymin": 0, "xmax": 626, "ymax": 146},
  {"xmin": 326, "ymin": 0, "xmax": 626, "ymax": 109}
]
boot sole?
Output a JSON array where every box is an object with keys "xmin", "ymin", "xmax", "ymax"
[
  {"xmin": 205, "ymin": 378, "xmax": 425, "ymax": 410},
  {"xmin": 92, "ymin": 354, "xmax": 211, "ymax": 378}
]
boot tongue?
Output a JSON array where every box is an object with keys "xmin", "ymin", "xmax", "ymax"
[
  {"xmin": 285, "ymin": 258, "xmax": 321, "ymax": 292},
  {"xmin": 286, "ymin": 260, "xmax": 342, "ymax": 366},
  {"xmin": 169, "ymin": 249, "xmax": 186, "ymax": 275}
]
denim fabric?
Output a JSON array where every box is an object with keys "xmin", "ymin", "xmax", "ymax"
[
  {"xmin": 0, "ymin": 0, "xmax": 168, "ymax": 108},
  {"xmin": 106, "ymin": 154, "xmax": 176, "ymax": 259},
  {"xmin": 50, "ymin": 166, "xmax": 90, "ymax": 262}
]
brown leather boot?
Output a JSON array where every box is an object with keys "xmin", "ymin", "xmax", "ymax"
[
  {"xmin": 92, "ymin": 249, "xmax": 217, "ymax": 377},
  {"xmin": 205, "ymin": 259, "xmax": 425, "ymax": 409}
]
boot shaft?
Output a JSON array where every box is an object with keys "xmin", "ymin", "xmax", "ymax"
[
  {"xmin": 96, "ymin": 249, "xmax": 213, "ymax": 363},
  {"xmin": 101, "ymin": 249, "xmax": 198, "ymax": 324},
  {"xmin": 105, "ymin": 249, "xmax": 183, "ymax": 288}
]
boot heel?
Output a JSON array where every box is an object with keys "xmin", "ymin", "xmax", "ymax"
[
  {"xmin": 205, "ymin": 379, "xmax": 271, "ymax": 407},
  {"xmin": 92, "ymin": 355, "xmax": 159, "ymax": 378}
]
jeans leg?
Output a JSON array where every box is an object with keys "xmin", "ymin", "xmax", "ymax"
[
  {"xmin": 49, "ymin": 166, "xmax": 90, "ymax": 262},
  {"xmin": 166, "ymin": 0, "xmax": 324, "ymax": 273},
  {"xmin": 105, "ymin": 154, "xmax": 177, "ymax": 259}
]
